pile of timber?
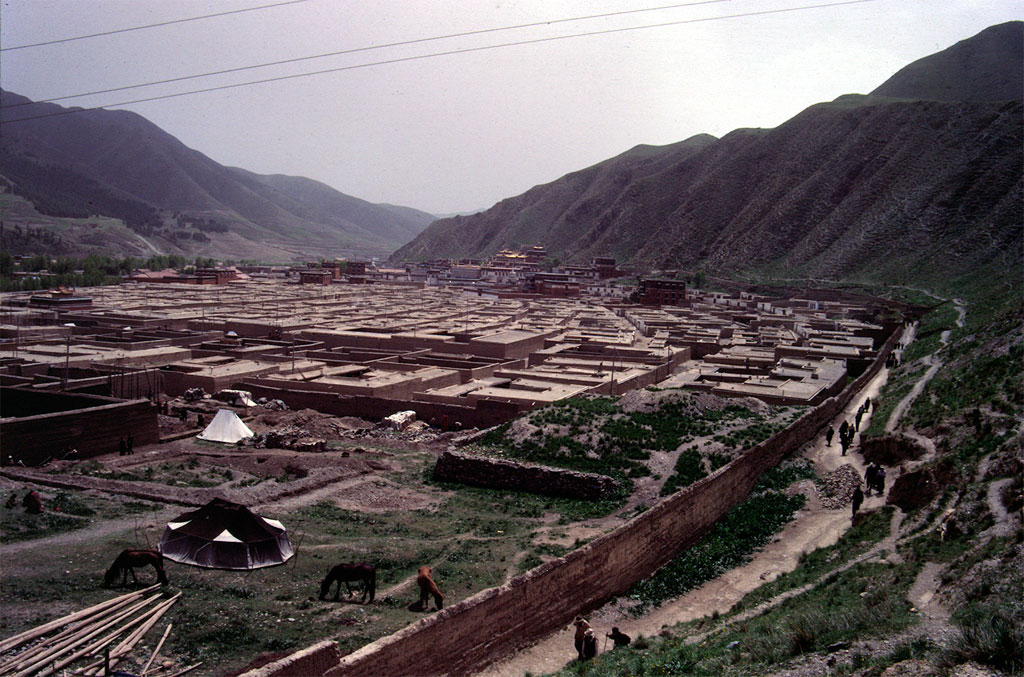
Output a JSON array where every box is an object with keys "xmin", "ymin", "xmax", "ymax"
[{"xmin": 0, "ymin": 585, "xmax": 198, "ymax": 677}]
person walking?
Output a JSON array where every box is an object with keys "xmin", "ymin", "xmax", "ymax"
[
  {"xmin": 582, "ymin": 629, "xmax": 598, "ymax": 660},
  {"xmin": 825, "ymin": 426, "xmax": 834, "ymax": 446},
  {"xmin": 851, "ymin": 485, "xmax": 864, "ymax": 518},
  {"xmin": 573, "ymin": 616, "xmax": 591, "ymax": 660}
]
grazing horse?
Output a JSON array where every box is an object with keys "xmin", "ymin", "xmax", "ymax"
[
  {"xmin": 416, "ymin": 566, "xmax": 443, "ymax": 611},
  {"xmin": 104, "ymin": 549, "xmax": 168, "ymax": 588},
  {"xmin": 22, "ymin": 491, "xmax": 42, "ymax": 514},
  {"xmin": 319, "ymin": 562, "xmax": 376, "ymax": 603}
]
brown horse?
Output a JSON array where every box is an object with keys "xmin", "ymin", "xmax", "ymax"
[
  {"xmin": 319, "ymin": 562, "xmax": 376, "ymax": 603},
  {"xmin": 416, "ymin": 566, "xmax": 443, "ymax": 611},
  {"xmin": 104, "ymin": 549, "xmax": 168, "ymax": 587},
  {"xmin": 22, "ymin": 491, "xmax": 42, "ymax": 514}
]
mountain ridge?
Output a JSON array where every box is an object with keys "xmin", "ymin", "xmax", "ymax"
[
  {"xmin": 0, "ymin": 90, "xmax": 434, "ymax": 260},
  {"xmin": 390, "ymin": 22, "xmax": 1023, "ymax": 287}
]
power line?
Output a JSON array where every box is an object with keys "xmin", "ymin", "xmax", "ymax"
[
  {"xmin": 1, "ymin": 0, "xmax": 312, "ymax": 52},
  {"xmin": 2, "ymin": 0, "xmax": 876, "ymax": 125},
  {"xmin": 4, "ymin": 0, "xmax": 735, "ymax": 109}
]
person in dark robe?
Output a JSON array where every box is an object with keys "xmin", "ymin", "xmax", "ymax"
[
  {"xmin": 608, "ymin": 626, "xmax": 631, "ymax": 648},
  {"xmin": 582, "ymin": 628, "xmax": 598, "ymax": 660}
]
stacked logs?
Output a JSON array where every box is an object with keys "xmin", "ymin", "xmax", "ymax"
[{"xmin": 0, "ymin": 585, "xmax": 196, "ymax": 677}]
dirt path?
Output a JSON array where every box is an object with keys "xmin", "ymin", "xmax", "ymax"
[
  {"xmin": 2, "ymin": 507, "xmax": 177, "ymax": 556},
  {"xmin": 885, "ymin": 298, "xmax": 964, "ymax": 433},
  {"xmin": 479, "ymin": 365, "xmax": 894, "ymax": 677}
]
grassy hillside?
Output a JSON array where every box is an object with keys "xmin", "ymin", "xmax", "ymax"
[{"xmin": 549, "ymin": 279, "xmax": 1023, "ymax": 676}]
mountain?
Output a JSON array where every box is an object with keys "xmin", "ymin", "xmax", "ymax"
[
  {"xmin": 0, "ymin": 90, "xmax": 434, "ymax": 261},
  {"xmin": 391, "ymin": 23, "xmax": 1023, "ymax": 287},
  {"xmin": 871, "ymin": 21, "xmax": 1023, "ymax": 102},
  {"xmin": 392, "ymin": 134, "xmax": 717, "ymax": 262}
]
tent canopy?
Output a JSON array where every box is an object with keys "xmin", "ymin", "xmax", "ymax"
[
  {"xmin": 159, "ymin": 498, "xmax": 293, "ymax": 570},
  {"xmin": 197, "ymin": 409, "xmax": 253, "ymax": 444}
]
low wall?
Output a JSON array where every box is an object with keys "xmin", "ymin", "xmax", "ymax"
[
  {"xmin": 0, "ymin": 390, "xmax": 159, "ymax": 466},
  {"xmin": 238, "ymin": 383, "xmax": 522, "ymax": 430},
  {"xmin": 242, "ymin": 641, "xmax": 342, "ymax": 677},
  {"xmin": 433, "ymin": 450, "xmax": 619, "ymax": 500},
  {"xmin": 248, "ymin": 324, "xmax": 898, "ymax": 677}
]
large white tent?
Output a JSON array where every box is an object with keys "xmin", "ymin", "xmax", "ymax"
[
  {"xmin": 159, "ymin": 498, "xmax": 293, "ymax": 570},
  {"xmin": 197, "ymin": 409, "xmax": 253, "ymax": 444}
]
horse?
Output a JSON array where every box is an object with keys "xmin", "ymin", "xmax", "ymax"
[
  {"xmin": 416, "ymin": 566, "xmax": 443, "ymax": 611},
  {"xmin": 104, "ymin": 549, "xmax": 168, "ymax": 588},
  {"xmin": 319, "ymin": 562, "xmax": 376, "ymax": 603},
  {"xmin": 22, "ymin": 491, "xmax": 42, "ymax": 514}
]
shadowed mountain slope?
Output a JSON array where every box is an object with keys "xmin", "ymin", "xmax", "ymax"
[
  {"xmin": 871, "ymin": 21, "xmax": 1023, "ymax": 102},
  {"xmin": 0, "ymin": 91, "xmax": 434, "ymax": 260},
  {"xmin": 391, "ymin": 22, "xmax": 1023, "ymax": 287}
]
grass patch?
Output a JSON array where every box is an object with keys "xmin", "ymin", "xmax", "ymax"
[
  {"xmin": 909, "ymin": 343, "xmax": 1023, "ymax": 430},
  {"xmin": 733, "ymin": 507, "xmax": 894, "ymax": 613},
  {"xmin": 861, "ymin": 363, "xmax": 924, "ymax": 438},
  {"xmin": 626, "ymin": 490, "xmax": 806, "ymax": 614},
  {"xmin": 903, "ymin": 302, "xmax": 959, "ymax": 363},
  {"xmin": 0, "ymin": 490, "xmax": 162, "ymax": 544},
  {"xmin": 480, "ymin": 396, "xmax": 760, "ymax": 483},
  {"xmin": 556, "ymin": 560, "xmax": 920, "ymax": 676}
]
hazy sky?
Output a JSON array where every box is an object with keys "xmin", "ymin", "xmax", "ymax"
[{"xmin": 1, "ymin": 0, "xmax": 1020, "ymax": 215}]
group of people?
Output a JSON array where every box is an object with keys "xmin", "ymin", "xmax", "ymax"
[
  {"xmin": 850, "ymin": 462, "xmax": 887, "ymax": 519},
  {"xmin": 118, "ymin": 434, "xmax": 135, "ymax": 456},
  {"xmin": 825, "ymin": 399, "xmax": 873, "ymax": 457},
  {"xmin": 865, "ymin": 462, "xmax": 886, "ymax": 495},
  {"xmin": 823, "ymin": 399, "xmax": 890, "ymax": 520},
  {"xmin": 572, "ymin": 616, "xmax": 631, "ymax": 661}
]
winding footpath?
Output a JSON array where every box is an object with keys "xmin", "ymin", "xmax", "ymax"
[{"xmin": 885, "ymin": 298, "xmax": 965, "ymax": 434}]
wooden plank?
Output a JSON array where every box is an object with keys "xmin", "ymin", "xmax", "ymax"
[{"xmin": 0, "ymin": 585, "xmax": 158, "ymax": 654}]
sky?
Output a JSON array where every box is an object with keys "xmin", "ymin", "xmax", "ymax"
[{"xmin": 1, "ymin": 0, "xmax": 1020, "ymax": 215}]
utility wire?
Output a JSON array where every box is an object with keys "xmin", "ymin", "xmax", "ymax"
[
  {"xmin": 1, "ymin": 0, "xmax": 311, "ymax": 52},
  {"xmin": 3, "ymin": 0, "xmax": 735, "ymax": 109},
  {"xmin": 2, "ymin": 0, "xmax": 876, "ymax": 125}
]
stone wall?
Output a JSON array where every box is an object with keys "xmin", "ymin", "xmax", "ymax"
[
  {"xmin": 432, "ymin": 450, "xmax": 619, "ymax": 500},
  {"xmin": 245, "ymin": 325, "xmax": 898, "ymax": 677}
]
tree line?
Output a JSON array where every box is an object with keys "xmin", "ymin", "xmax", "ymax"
[{"xmin": 0, "ymin": 253, "xmax": 219, "ymax": 292}]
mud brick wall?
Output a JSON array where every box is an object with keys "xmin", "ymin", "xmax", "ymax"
[
  {"xmin": 239, "ymin": 383, "xmax": 523, "ymax": 430},
  {"xmin": 0, "ymin": 395, "xmax": 159, "ymax": 466},
  {"xmin": 433, "ymin": 450, "xmax": 619, "ymax": 500},
  {"xmin": 248, "ymin": 324, "xmax": 898, "ymax": 677}
]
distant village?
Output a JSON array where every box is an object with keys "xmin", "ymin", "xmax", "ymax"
[{"xmin": 1, "ymin": 244, "xmax": 900, "ymax": 467}]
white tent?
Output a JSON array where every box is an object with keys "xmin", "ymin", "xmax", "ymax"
[{"xmin": 197, "ymin": 409, "xmax": 253, "ymax": 444}]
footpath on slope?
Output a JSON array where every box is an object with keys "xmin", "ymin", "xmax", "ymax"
[
  {"xmin": 478, "ymin": 325, "xmax": 910, "ymax": 677},
  {"xmin": 885, "ymin": 299, "xmax": 964, "ymax": 434}
]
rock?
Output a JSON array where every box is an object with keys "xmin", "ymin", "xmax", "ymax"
[{"xmin": 818, "ymin": 464, "xmax": 863, "ymax": 509}]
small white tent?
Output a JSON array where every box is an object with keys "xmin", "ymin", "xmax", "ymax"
[{"xmin": 197, "ymin": 409, "xmax": 253, "ymax": 444}]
